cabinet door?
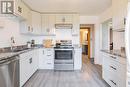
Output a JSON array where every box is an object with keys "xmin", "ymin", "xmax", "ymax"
[
  {"xmin": 48, "ymin": 14, "xmax": 56, "ymax": 35},
  {"xmin": 55, "ymin": 14, "xmax": 73, "ymax": 24},
  {"xmin": 20, "ymin": 56, "xmax": 31, "ymax": 87},
  {"xmin": 31, "ymin": 11, "xmax": 42, "ymax": 35},
  {"xmin": 38, "ymin": 49, "xmax": 46, "ymax": 69},
  {"xmin": 41, "ymin": 14, "xmax": 56, "ymax": 35},
  {"xmin": 20, "ymin": 8, "xmax": 32, "ymax": 34},
  {"xmin": 112, "ymin": 0, "xmax": 127, "ymax": 30},
  {"xmin": 74, "ymin": 48, "xmax": 82, "ymax": 70},
  {"xmin": 14, "ymin": 0, "xmax": 23, "ymax": 17},
  {"xmin": 32, "ymin": 49, "xmax": 39, "ymax": 72},
  {"xmin": 41, "ymin": 15, "xmax": 49, "ymax": 35},
  {"xmin": 72, "ymin": 14, "xmax": 80, "ymax": 35}
]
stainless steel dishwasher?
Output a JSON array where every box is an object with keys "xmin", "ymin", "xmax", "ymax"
[{"xmin": 0, "ymin": 55, "xmax": 19, "ymax": 87}]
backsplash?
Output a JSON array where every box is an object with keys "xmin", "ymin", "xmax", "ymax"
[{"xmin": 0, "ymin": 17, "xmax": 29, "ymax": 48}]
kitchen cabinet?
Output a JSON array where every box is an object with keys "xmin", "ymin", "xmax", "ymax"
[
  {"xmin": 112, "ymin": 0, "xmax": 127, "ymax": 31},
  {"xmin": 5, "ymin": 0, "xmax": 29, "ymax": 20},
  {"xmin": 41, "ymin": 14, "xmax": 56, "ymax": 35},
  {"xmin": 55, "ymin": 14, "xmax": 73, "ymax": 24},
  {"xmin": 102, "ymin": 52, "xmax": 126, "ymax": 87},
  {"xmin": 20, "ymin": 11, "xmax": 42, "ymax": 35},
  {"xmin": 12, "ymin": 0, "xmax": 23, "ymax": 19},
  {"xmin": 72, "ymin": 14, "xmax": 80, "ymax": 35},
  {"xmin": 74, "ymin": 47, "xmax": 82, "ymax": 70},
  {"xmin": 39, "ymin": 48, "xmax": 54, "ymax": 69},
  {"xmin": 20, "ymin": 9, "xmax": 32, "ymax": 34},
  {"xmin": 20, "ymin": 50, "xmax": 38, "ymax": 87},
  {"xmin": 31, "ymin": 11, "xmax": 42, "ymax": 35}
]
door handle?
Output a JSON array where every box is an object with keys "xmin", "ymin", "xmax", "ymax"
[
  {"xmin": 110, "ymin": 80, "xmax": 117, "ymax": 86},
  {"xmin": 29, "ymin": 58, "xmax": 32, "ymax": 64},
  {"xmin": 110, "ymin": 56, "xmax": 116, "ymax": 59},
  {"xmin": 110, "ymin": 66, "xmax": 116, "ymax": 70}
]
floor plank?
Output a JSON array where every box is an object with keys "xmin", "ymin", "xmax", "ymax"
[{"xmin": 23, "ymin": 55, "xmax": 110, "ymax": 87}]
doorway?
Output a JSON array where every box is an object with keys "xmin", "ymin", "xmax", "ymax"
[
  {"xmin": 80, "ymin": 24, "xmax": 95, "ymax": 60},
  {"xmin": 80, "ymin": 28, "xmax": 90, "ymax": 58}
]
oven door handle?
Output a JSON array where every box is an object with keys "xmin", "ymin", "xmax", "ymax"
[{"xmin": 54, "ymin": 49, "xmax": 73, "ymax": 51}]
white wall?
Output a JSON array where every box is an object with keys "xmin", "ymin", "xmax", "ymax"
[
  {"xmin": 80, "ymin": 16, "xmax": 100, "ymax": 64},
  {"xmin": 0, "ymin": 17, "xmax": 28, "ymax": 48},
  {"xmin": 99, "ymin": 7, "xmax": 113, "ymax": 23}
]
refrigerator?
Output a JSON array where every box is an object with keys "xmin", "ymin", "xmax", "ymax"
[{"xmin": 126, "ymin": 2, "xmax": 130, "ymax": 87}]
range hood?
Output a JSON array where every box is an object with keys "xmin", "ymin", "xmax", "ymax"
[{"xmin": 55, "ymin": 24, "xmax": 73, "ymax": 29}]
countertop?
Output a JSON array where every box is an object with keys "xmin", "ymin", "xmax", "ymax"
[
  {"xmin": 0, "ymin": 47, "xmax": 39, "ymax": 61},
  {"xmin": 101, "ymin": 50, "xmax": 126, "ymax": 58},
  {"xmin": 0, "ymin": 45, "xmax": 82, "ymax": 61}
]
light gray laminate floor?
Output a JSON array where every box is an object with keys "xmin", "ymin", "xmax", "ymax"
[{"xmin": 23, "ymin": 55, "xmax": 110, "ymax": 87}]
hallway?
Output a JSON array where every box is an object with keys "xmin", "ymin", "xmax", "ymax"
[{"xmin": 23, "ymin": 55, "xmax": 110, "ymax": 87}]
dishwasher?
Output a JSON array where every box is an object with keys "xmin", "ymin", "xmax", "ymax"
[{"xmin": 0, "ymin": 55, "xmax": 19, "ymax": 87}]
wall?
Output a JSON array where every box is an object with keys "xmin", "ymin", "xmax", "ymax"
[
  {"xmin": 99, "ymin": 6, "xmax": 113, "ymax": 23},
  {"xmin": 80, "ymin": 16, "xmax": 100, "ymax": 64},
  {"xmin": 0, "ymin": 17, "xmax": 28, "ymax": 48}
]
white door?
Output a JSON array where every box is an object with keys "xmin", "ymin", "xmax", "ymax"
[{"xmin": 125, "ymin": 2, "xmax": 130, "ymax": 87}]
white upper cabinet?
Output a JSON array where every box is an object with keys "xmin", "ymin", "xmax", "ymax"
[
  {"xmin": 41, "ymin": 14, "xmax": 56, "ymax": 35},
  {"xmin": 13, "ymin": 0, "xmax": 29, "ymax": 20},
  {"xmin": 20, "ymin": 9, "xmax": 32, "ymax": 34},
  {"xmin": 13, "ymin": 0, "xmax": 23, "ymax": 17},
  {"xmin": 20, "ymin": 11, "xmax": 42, "ymax": 35},
  {"xmin": 112, "ymin": 0, "xmax": 127, "ymax": 30},
  {"xmin": 55, "ymin": 14, "xmax": 73, "ymax": 24},
  {"xmin": 31, "ymin": 11, "xmax": 42, "ymax": 35},
  {"xmin": 20, "ymin": 12, "xmax": 79, "ymax": 36},
  {"xmin": 72, "ymin": 14, "xmax": 80, "ymax": 35}
]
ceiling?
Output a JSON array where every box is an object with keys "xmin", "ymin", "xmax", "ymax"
[{"xmin": 23, "ymin": 0, "xmax": 112, "ymax": 15}]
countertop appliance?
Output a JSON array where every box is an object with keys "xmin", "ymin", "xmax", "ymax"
[
  {"xmin": 0, "ymin": 56, "xmax": 19, "ymax": 87},
  {"xmin": 125, "ymin": 2, "xmax": 130, "ymax": 87},
  {"xmin": 54, "ymin": 40, "xmax": 74, "ymax": 70}
]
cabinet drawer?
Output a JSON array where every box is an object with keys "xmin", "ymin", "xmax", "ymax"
[{"xmin": 103, "ymin": 70, "xmax": 119, "ymax": 87}]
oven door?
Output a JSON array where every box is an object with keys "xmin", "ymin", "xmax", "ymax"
[{"xmin": 55, "ymin": 49, "xmax": 73, "ymax": 60}]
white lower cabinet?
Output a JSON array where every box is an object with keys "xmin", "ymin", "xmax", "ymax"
[
  {"xmin": 74, "ymin": 48, "xmax": 82, "ymax": 70},
  {"xmin": 102, "ymin": 52, "xmax": 126, "ymax": 87},
  {"xmin": 19, "ymin": 50, "xmax": 38, "ymax": 87},
  {"xmin": 39, "ymin": 48, "xmax": 54, "ymax": 69}
]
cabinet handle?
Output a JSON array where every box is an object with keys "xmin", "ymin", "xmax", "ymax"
[
  {"xmin": 110, "ymin": 80, "xmax": 117, "ymax": 86},
  {"xmin": 47, "ymin": 55, "xmax": 51, "ymax": 56},
  {"xmin": 18, "ymin": 6, "xmax": 22, "ymax": 13},
  {"xmin": 110, "ymin": 56, "xmax": 116, "ymax": 59},
  {"xmin": 29, "ymin": 58, "xmax": 32, "ymax": 64},
  {"xmin": 28, "ymin": 26, "xmax": 30, "ymax": 32},
  {"xmin": 110, "ymin": 66, "xmax": 116, "ymax": 70},
  {"xmin": 47, "ymin": 63, "xmax": 52, "ymax": 65},
  {"xmin": 31, "ymin": 28, "xmax": 33, "ymax": 32},
  {"xmin": 43, "ymin": 51, "xmax": 44, "ymax": 54}
]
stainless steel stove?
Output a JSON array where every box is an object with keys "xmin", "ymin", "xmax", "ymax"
[{"xmin": 54, "ymin": 40, "xmax": 74, "ymax": 70}]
